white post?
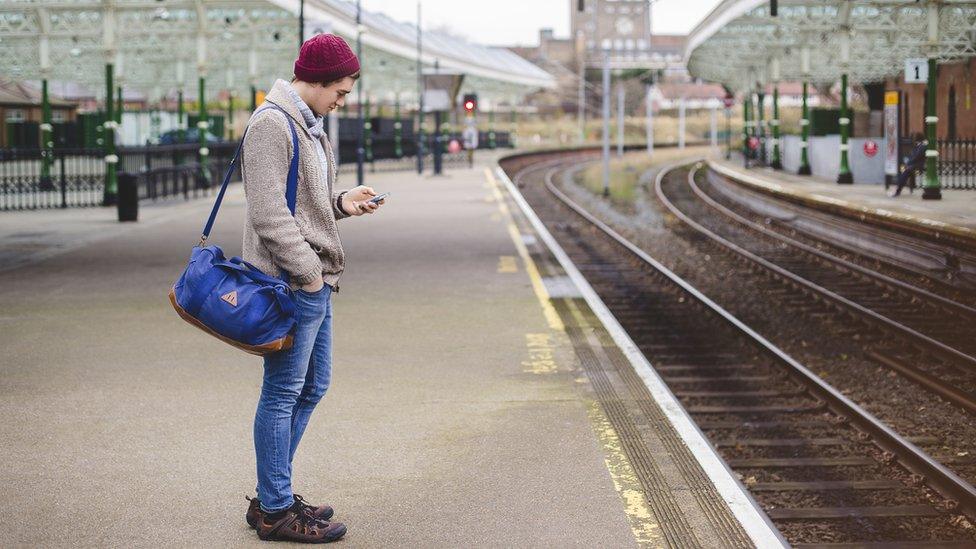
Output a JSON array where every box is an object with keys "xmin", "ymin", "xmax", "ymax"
[
  {"xmin": 577, "ymin": 30, "xmax": 586, "ymax": 144},
  {"xmin": 710, "ymin": 105, "xmax": 718, "ymax": 147},
  {"xmin": 617, "ymin": 80, "xmax": 625, "ymax": 157},
  {"xmin": 646, "ymin": 84, "xmax": 654, "ymax": 157},
  {"xmin": 678, "ymin": 97, "xmax": 686, "ymax": 150},
  {"xmin": 602, "ymin": 51, "xmax": 610, "ymax": 197}
]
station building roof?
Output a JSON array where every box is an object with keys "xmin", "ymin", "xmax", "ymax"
[
  {"xmin": 0, "ymin": 0, "xmax": 555, "ymax": 105},
  {"xmin": 684, "ymin": 0, "xmax": 976, "ymax": 91}
]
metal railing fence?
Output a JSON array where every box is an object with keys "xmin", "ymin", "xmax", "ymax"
[
  {"xmin": 0, "ymin": 131, "xmax": 513, "ymax": 211},
  {"xmin": 938, "ymin": 139, "xmax": 976, "ymax": 190},
  {"xmin": 0, "ymin": 148, "xmax": 105, "ymax": 210}
]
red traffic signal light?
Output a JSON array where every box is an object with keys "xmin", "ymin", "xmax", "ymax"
[{"xmin": 462, "ymin": 93, "xmax": 478, "ymax": 114}]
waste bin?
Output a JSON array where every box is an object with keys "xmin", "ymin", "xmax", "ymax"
[{"xmin": 117, "ymin": 172, "xmax": 138, "ymax": 222}]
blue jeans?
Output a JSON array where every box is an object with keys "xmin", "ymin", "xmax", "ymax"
[{"xmin": 254, "ymin": 284, "xmax": 333, "ymax": 513}]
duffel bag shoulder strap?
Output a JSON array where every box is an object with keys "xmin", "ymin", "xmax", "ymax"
[{"xmin": 197, "ymin": 104, "xmax": 300, "ymax": 246}]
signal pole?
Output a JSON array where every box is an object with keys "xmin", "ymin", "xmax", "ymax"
[
  {"xmin": 602, "ymin": 50, "xmax": 610, "ymax": 197},
  {"xmin": 355, "ymin": 0, "xmax": 365, "ymax": 186}
]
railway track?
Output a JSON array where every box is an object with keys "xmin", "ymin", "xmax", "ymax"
[
  {"xmin": 501, "ymin": 152, "xmax": 976, "ymax": 547},
  {"xmin": 656, "ymin": 165, "xmax": 976, "ymax": 416}
]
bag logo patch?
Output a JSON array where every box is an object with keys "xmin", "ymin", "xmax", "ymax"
[{"xmin": 220, "ymin": 290, "xmax": 238, "ymax": 307}]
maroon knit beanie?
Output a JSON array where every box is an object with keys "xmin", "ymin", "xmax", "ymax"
[{"xmin": 294, "ymin": 34, "xmax": 360, "ymax": 83}]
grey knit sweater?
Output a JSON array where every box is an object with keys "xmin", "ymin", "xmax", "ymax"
[{"xmin": 241, "ymin": 79, "xmax": 349, "ymax": 289}]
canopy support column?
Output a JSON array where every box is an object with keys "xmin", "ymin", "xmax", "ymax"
[
  {"xmin": 756, "ymin": 91, "xmax": 765, "ymax": 165},
  {"xmin": 799, "ymin": 81, "xmax": 812, "ymax": 175},
  {"xmin": 742, "ymin": 92, "xmax": 751, "ymax": 168},
  {"xmin": 394, "ymin": 92, "xmax": 403, "ymax": 158},
  {"xmin": 198, "ymin": 75, "xmax": 210, "ymax": 186},
  {"xmin": 770, "ymin": 85, "xmax": 781, "ymax": 169},
  {"xmin": 103, "ymin": 62, "xmax": 117, "ymax": 206},
  {"xmin": 922, "ymin": 57, "xmax": 942, "ymax": 199},
  {"xmin": 922, "ymin": 1, "xmax": 942, "ymax": 199},
  {"xmin": 837, "ymin": 73, "xmax": 853, "ymax": 184}
]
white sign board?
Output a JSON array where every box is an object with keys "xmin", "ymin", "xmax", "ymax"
[
  {"xmin": 422, "ymin": 90, "xmax": 451, "ymax": 113},
  {"xmin": 904, "ymin": 58, "xmax": 928, "ymax": 83}
]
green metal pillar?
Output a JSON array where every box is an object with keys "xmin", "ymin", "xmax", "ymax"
[
  {"xmin": 488, "ymin": 108, "xmax": 496, "ymax": 149},
  {"xmin": 798, "ymin": 81, "xmax": 812, "ymax": 175},
  {"xmin": 770, "ymin": 85, "xmax": 782, "ymax": 169},
  {"xmin": 116, "ymin": 86, "xmax": 123, "ymax": 124},
  {"xmin": 250, "ymin": 85, "xmax": 257, "ymax": 112},
  {"xmin": 40, "ymin": 78, "xmax": 53, "ymax": 187},
  {"xmin": 756, "ymin": 92, "xmax": 766, "ymax": 165},
  {"xmin": 393, "ymin": 94, "xmax": 403, "ymax": 158},
  {"xmin": 742, "ymin": 93, "xmax": 751, "ymax": 166},
  {"xmin": 511, "ymin": 106, "xmax": 518, "ymax": 148},
  {"xmin": 364, "ymin": 98, "xmax": 373, "ymax": 165},
  {"xmin": 103, "ymin": 63, "xmax": 117, "ymax": 205},
  {"xmin": 198, "ymin": 76, "xmax": 210, "ymax": 185},
  {"xmin": 837, "ymin": 73, "xmax": 853, "ymax": 184},
  {"xmin": 227, "ymin": 92, "xmax": 234, "ymax": 141},
  {"xmin": 922, "ymin": 58, "xmax": 941, "ymax": 199}
]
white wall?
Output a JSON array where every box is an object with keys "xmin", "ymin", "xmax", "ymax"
[{"xmin": 775, "ymin": 135, "xmax": 886, "ymax": 184}]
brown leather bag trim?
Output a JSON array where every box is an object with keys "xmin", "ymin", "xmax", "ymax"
[{"xmin": 168, "ymin": 287, "xmax": 294, "ymax": 356}]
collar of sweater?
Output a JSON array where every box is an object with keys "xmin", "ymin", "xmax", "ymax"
[{"xmin": 282, "ymin": 80, "xmax": 324, "ymax": 140}]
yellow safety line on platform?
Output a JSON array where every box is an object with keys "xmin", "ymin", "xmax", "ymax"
[
  {"xmin": 485, "ymin": 167, "xmax": 663, "ymax": 548},
  {"xmin": 585, "ymin": 398, "xmax": 666, "ymax": 548},
  {"xmin": 485, "ymin": 168, "xmax": 564, "ymax": 332}
]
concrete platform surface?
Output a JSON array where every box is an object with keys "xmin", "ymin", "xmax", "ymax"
[
  {"xmin": 0, "ymin": 156, "xmax": 645, "ymax": 547},
  {"xmin": 709, "ymin": 157, "xmax": 976, "ymax": 244}
]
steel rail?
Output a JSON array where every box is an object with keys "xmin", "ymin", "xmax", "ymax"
[
  {"xmin": 690, "ymin": 172, "xmax": 976, "ymax": 320},
  {"xmin": 664, "ymin": 165, "xmax": 976, "ymax": 375},
  {"xmin": 669, "ymin": 165, "xmax": 976, "ymax": 414},
  {"xmin": 681, "ymin": 168, "xmax": 976, "ymax": 414},
  {"xmin": 524, "ymin": 155, "xmax": 976, "ymax": 521}
]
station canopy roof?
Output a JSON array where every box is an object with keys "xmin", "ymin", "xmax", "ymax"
[
  {"xmin": 684, "ymin": 0, "xmax": 976, "ymax": 91},
  {"xmin": 0, "ymin": 0, "xmax": 555, "ymax": 104}
]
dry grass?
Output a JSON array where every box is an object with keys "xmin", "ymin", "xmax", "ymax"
[{"xmin": 576, "ymin": 146, "xmax": 713, "ymax": 207}]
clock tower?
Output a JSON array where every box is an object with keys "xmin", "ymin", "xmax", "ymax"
[{"xmin": 571, "ymin": 0, "xmax": 654, "ymax": 69}]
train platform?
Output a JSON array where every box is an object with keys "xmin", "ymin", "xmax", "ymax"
[
  {"xmin": 708, "ymin": 157, "xmax": 976, "ymax": 250},
  {"xmin": 0, "ymin": 151, "xmax": 781, "ymax": 547}
]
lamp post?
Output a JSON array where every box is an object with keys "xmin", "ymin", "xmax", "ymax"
[
  {"xmin": 355, "ymin": 0, "xmax": 365, "ymax": 186},
  {"xmin": 602, "ymin": 50, "xmax": 610, "ymax": 197},
  {"xmin": 298, "ymin": 0, "xmax": 304, "ymax": 50},
  {"xmin": 416, "ymin": 1, "xmax": 424, "ymax": 175}
]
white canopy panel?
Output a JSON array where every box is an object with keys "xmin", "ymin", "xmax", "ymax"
[
  {"xmin": 0, "ymin": 0, "xmax": 554, "ymax": 103},
  {"xmin": 684, "ymin": 0, "xmax": 976, "ymax": 90}
]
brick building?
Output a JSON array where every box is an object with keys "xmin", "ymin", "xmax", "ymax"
[
  {"xmin": 885, "ymin": 58, "xmax": 975, "ymax": 140},
  {"xmin": 0, "ymin": 80, "xmax": 77, "ymax": 148}
]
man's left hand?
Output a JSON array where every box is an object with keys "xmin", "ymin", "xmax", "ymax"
[{"xmin": 341, "ymin": 186, "xmax": 384, "ymax": 216}]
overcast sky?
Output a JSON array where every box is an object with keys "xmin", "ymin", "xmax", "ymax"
[{"xmin": 362, "ymin": 0, "xmax": 722, "ymax": 46}]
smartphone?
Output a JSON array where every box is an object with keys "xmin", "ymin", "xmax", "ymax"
[{"xmin": 369, "ymin": 192, "xmax": 390, "ymax": 204}]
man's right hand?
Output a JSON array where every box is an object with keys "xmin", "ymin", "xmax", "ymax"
[{"xmin": 300, "ymin": 276, "xmax": 325, "ymax": 293}]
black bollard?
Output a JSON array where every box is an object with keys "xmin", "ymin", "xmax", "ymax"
[{"xmin": 117, "ymin": 172, "xmax": 138, "ymax": 222}]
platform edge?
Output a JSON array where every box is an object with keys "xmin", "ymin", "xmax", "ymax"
[{"xmin": 493, "ymin": 162, "xmax": 788, "ymax": 549}]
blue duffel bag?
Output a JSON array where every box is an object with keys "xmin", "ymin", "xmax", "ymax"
[{"xmin": 169, "ymin": 104, "xmax": 302, "ymax": 355}]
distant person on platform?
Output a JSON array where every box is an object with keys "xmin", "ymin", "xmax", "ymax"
[
  {"xmin": 240, "ymin": 33, "xmax": 384, "ymax": 543},
  {"xmin": 890, "ymin": 133, "xmax": 927, "ymax": 197}
]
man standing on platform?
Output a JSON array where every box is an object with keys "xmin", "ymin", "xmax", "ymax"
[
  {"xmin": 890, "ymin": 133, "xmax": 927, "ymax": 197},
  {"xmin": 240, "ymin": 33, "xmax": 384, "ymax": 543}
]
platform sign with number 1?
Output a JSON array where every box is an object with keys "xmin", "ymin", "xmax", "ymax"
[{"xmin": 904, "ymin": 58, "xmax": 928, "ymax": 83}]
